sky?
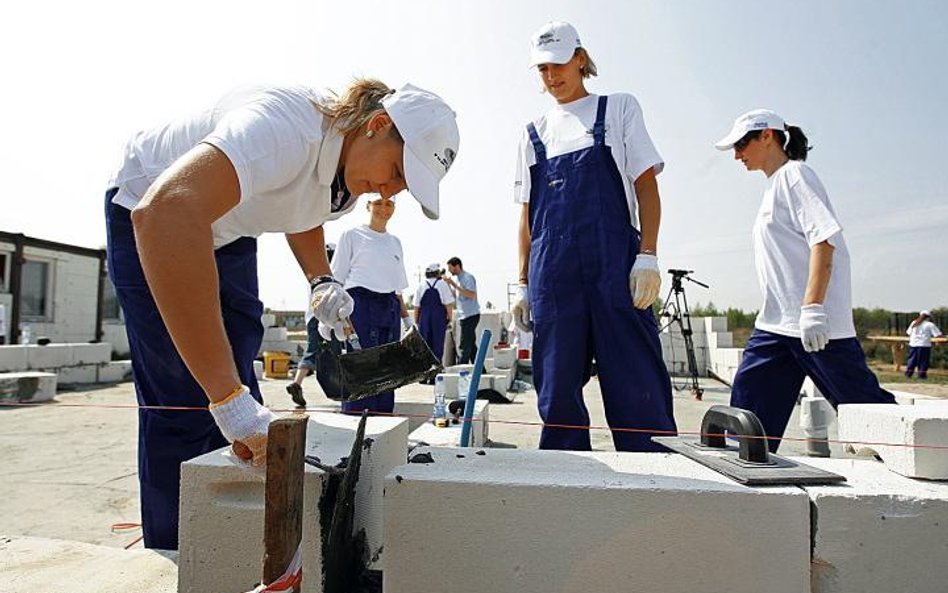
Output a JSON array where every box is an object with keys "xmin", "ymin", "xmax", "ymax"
[{"xmin": 2, "ymin": 0, "xmax": 946, "ymax": 314}]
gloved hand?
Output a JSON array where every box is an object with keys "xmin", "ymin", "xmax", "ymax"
[
  {"xmin": 799, "ymin": 303, "xmax": 830, "ymax": 353},
  {"xmin": 511, "ymin": 284, "xmax": 532, "ymax": 332},
  {"xmin": 310, "ymin": 279, "xmax": 353, "ymax": 340},
  {"xmin": 208, "ymin": 385, "xmax": 279, "ymax": 466},
  {"xmin": 401, "ymin": 316, "xmax": 414, "ymax": 332},
  {"xmin": 629, "ymin": 254, "xmax": 661, "ymax": 309}
]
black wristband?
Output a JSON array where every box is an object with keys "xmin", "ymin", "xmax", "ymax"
[{"xmin": 309, "ymin": 275, "xmax": 337, "ymax": 289}]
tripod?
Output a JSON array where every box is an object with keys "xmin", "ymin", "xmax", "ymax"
[{"xmin": 659, "ymin": 269, "xmax": 709, "ymax": 400}]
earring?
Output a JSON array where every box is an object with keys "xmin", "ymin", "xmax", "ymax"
[{"xmin": 365, "ymin": 130, "xmax": 375, "ymax": 139}]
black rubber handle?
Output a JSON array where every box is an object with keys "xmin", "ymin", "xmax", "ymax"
[{"xmin": 700, "ymin": 405, "xmax": 770, "ymax": 464}]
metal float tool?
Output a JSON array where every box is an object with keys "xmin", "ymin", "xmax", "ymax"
[{"xmin": 652, "ymin": 405, "xmax": 846, "ymax": 486}]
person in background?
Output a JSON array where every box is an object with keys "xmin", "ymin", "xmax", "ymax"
[
  {"xmin": 106, "ymin": 79, "xmax": 459, "ymax": 549},
  {"xmin": 414, "ymin": 262, "xmax": 455, "ymax": 371},
  {"xmin": 715, "ymin": 108, "xmax": 895, "ymax": 452},
  {"xmin": 906, "ymin": 310, "xmax": 942, "ymax": 379},
  {"xmin": 511, "ymin": 21, "xmax": 676, "ymax": 452},
  {"xmin": 443, "ymin": 256, "xmax": 479, "ymax": 364},
  {"xmin": 286, "ymin": 243, "xmax": 337, "ymax": 408},
  {"xmin": 322, "ymin": 196, "xmax": 412, "ymax": 414}
]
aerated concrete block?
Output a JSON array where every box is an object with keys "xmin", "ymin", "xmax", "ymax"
[
  {"xmin": 838, "ymin": 404, "xmax": 948, "ymax": 479},
  {"xmin": 703, "ymin": 316, "xmax": 728, "ymax": 333},
  {"xmin": 404, "ymin": 400, "xmax": 490, "ymax": 447},
  {"xmin": 799, "ymin": 457, "xmax": 948, "ymax": 593},
  {"xmin": 263, "ymin": 326, "xmax": 288, "ymax": 341},
  {"xmin": 72, "ymin": 342, "xmax": 112, "ymax": 365},
  {"xmin": 384, "ymin": 449, "xmax": 809, "ymax": 593},
  {"xmin": 492, "ymin": 347, "xmax": 516, "ymax": 369},
  {"xmin": 253, "ymin": 359, "xmax": 264, "ymax": 380},
  {"xmin": 706, "ymin": 331, "xmax": 733, "ymax": 349},
  {"xmin": 97, "ymin": 360, "xmax": 132, "ymax": 383},
  {"xmin": 25, "ymin": 344, "xmax": 73, "ymax": 369},
  {"xmin": 0, "ymin": 346, "xmax": 28, "ymax": 372},
  {"xmin": 0, "ymin": 371, "xmax": 57, "ymax": 403},
  {"xmin": 261, "ymin": 313, "xmax": 276, "ymax": 327},
  {"xmin": 178, "ymin": 412, "xmax": 408, "ymax": 593},
  {"xmin": 57, "ymin": 364, "xmax": 99, "ymax": 385}
]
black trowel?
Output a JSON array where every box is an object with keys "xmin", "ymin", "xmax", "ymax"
[{"xmin": 316, "ymin": 325, "xmax": 442, "ymax": 402}]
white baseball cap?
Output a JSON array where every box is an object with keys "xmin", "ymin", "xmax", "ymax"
[
  {"xmin": 425, "ymin": 263, "xmax": 443, "ymax": 274},
  {"xmin": 382, "ymin": 83, "xmax": 460, "ymax": 220},
  {"xmin": 529, "ymin": 21, "xmax": 582, "ymax": 68},
  {"xmin": 715, "ymin": 109, "xmax": 787, "ymax": 150},
  {"xmin": 921, "ymin": 310, "xmax": 931, "ymax": 317}
]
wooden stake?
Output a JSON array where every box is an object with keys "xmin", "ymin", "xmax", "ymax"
[{"xmin": 263, "ymin": 414, "xmax": 308, "ymax": 589}]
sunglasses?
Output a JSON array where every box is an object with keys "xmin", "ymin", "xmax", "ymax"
[{"xmin": 733, "ymin": 131, "xmax": 761, "ymax": 152}]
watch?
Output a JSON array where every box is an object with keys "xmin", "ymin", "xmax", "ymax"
[{"xmin": 309, "ymin": 275, "xmax": 337, "ymax": 289}]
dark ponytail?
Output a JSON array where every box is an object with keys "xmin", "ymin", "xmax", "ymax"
[{"xmin": 773, "ymin": 125, "xmax": 811, "ymax": 161}]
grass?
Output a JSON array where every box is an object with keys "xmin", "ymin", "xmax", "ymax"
[{"xmin": 869, "ymin": 364, "xmax": 948, "ymax": 385}]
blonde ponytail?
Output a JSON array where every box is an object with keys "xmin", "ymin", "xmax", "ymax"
[{"xmin": 317, "ymin": 78, "xmax": 396, "ymax": 136}]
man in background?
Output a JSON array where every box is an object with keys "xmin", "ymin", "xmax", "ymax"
[{"xmin": 444, "ymin": 257, "xmax": 480, "ymax": 363}]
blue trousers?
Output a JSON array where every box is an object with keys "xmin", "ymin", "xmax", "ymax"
[
  {"xmin": 340, "ymin": 287, "xmax": 400, "ymax": 414},
  {"xmin": 906, "ymin": 346, "xmax": 932, "ymax": 378},
  {"xmin": 105, "ymin": 190, "xmax": 264, "ymax": 550},
  {"xmin": 731, "ymin": 329, "xmax": 895, "ymax": 452}
]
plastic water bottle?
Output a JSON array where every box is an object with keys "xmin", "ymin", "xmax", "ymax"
[
  {"xmin": 432, "ymin": 375, "xmax": 447, "ymax": 424},
  {"xmin": 20, "ymin": 324, "xmax": 31, "ymax": 345},
  {"xmin": 457, "ymin": 370, "xmax": 472, "ymax": 401}
]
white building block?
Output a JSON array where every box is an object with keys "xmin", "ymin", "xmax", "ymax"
[
  {"xmin": 72, "ymin": 342, "xmax": 112, "ymax": 365},
  {"xmin": 264, "ymin": 326, "xmax": 288, "ymax": 341},
  {"xmin": 384, "ymin": 449, "xmax": 809, "ymax": 593},
  {"xmin": 261, "ymin": 313, "xmax": 276, "ymax": 327},
  {"xmin": 253, "ymin": 359, "xmax": 264, "ymax": 380},
  {"xmin": 838, "ymin": 404, "xmax": 948, "ymax": 479},
  {"xmin": 178, "ymin": 412, "xmax": 408, "ymax": 593},
  {"xmin": 57, "ymin": 364, "xmax": 99, "ymax": 385},
  {"xmin": 25, "ymin": 344, "xmax": 73, "ymax": 369},
  {"xmin": 798, "ymin": 457, "xmax": 948, "ymax": 593},
  {"xmin": 703, "ymin": 316, "xmax": 728, "ymax": 333},
  {"xmin": 706, "ymin": 331, "xmax": 733, "ymax": 349},
  {"xmin": 887, "ymin": 389, "xmax": 937, "ymax": 405},
  {"xmin": 97, "ymin": 360, "xmax": 133, "ymax": 383},
  {"xmin": 492, "ymin": 346, "xmax": 516, "ymax": 369},
  {"xmin": 402, "ymin": 400, "xmax": 490, "ymax": 448},
  {"xmin": 0, "ymin": 345, "xmax": 28, "ymax": 372},
  {"xmin": 0, "ymin": 371, "xmax": 57, "ymax": 403}
]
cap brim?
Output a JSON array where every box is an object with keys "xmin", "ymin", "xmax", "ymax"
[
  {"xmin": 528, "ymin": 48, "xmax": 574, "ymax": 68},
  {"xmin": 714, "ymin": 128, "xmax": 745, "ymax": 151},
  {"xmin": 403, "ymin": 145, "xmax": 440, "ymax": 220}
]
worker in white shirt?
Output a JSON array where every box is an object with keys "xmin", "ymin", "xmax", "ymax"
[
  {"xmin": 106, "ymin": 79, "xmax": 459, "ymax": 549},
  {"xmin": 715, "ymin": 109, "xmax": 894, "ymax": 452},
  {"xmin": 510, "ymin": 21, "xmax": 677, "ymax": 452},
  {"xmin": 321, "ymin": 196, "xmax": 412, "ymax": 414},
  {"xmin": 906, "ymin": 310, "xmax": 942, "ymax": 379}
]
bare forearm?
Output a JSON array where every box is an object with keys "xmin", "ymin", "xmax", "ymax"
[
  {"xmin": 804, "ymin": 241, "xmax": 834, "ymax": 305},
  {"xmin": 518, "ymin": 203, "xmax": 531, "ymax": 284},
  {"xmin": 133, "ymin": 202, "xmax": 239, "ymax": 402},
  {"xmin": 634, "ymin": 168, "xmax": 661, "ymax": 254}
]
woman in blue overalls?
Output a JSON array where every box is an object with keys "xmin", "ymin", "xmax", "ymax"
[
  {"xmin": 414, "ymin": 263, "xmax": 455, "ymax": 367},
  {"xmin": 512, "ymin": 21, "xmax": 677, "ymax": 451}
]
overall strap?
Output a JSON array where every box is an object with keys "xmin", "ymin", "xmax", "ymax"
[
  {"xmin": 527, "ymin": 123, "xmax": 547, "ymax": 163},
  {"xmin": 593, "ymin": 95, "xmax": 608, "ymax": 147}
]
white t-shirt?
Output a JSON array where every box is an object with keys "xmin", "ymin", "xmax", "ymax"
[
  {"xmin": 513, "ymin": 93, "xmax": 663, "ymax": 229},
  {"xmin": 413, "ymin": 278, "xmax": 455, "ymax": 307},
  {"xmin": 108, "ymin": 84, "xmax": 356, "ymax": 248},
  {"xmin": 907, "ymin": 320, "xmax": 942, "ymax": 347},
  {"xmin": 331, "ymin": 225, "xmax": 409, "ymax": 295},
  {"xmin": 752, "ymin": 160, "xmax": 855, "ymax": 339}
]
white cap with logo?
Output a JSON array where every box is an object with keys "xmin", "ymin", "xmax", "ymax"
[
  {"xmin": 382, "ymin": 83, "xmax": 460, "ymax": 220},
  {"xmin": 425, "ymin": 262, "xmax": 443, "ymax": 274},
  {"xmin": 529, "ymin": 21, "xmax": 582, "ymax": 68},
  {"xmin": 715, "ymin": 109, "xmax": 787, "ymax": 150}
]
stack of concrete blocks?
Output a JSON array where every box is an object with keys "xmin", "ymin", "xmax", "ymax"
[
  {"xmin": 660, "ymin": 315, "xmax": 738, "ymax": 379},
  {"xmin": 838, "ymin": 401, "xmax": 948, "ymax": 480},
  {"xmin": 384, "ymin": 448, "xmax": 811, "ymax": 593},
  {"xmin": 0, "ymin": 370, "xmax": 57, "ymax": 403},
  {"xmin": 178, "ymin": 412, "xmax": 409, "ymax": 593},
  {"xmin": 395, "ymin": 400, "xmax": 490, "ymax": 448},
  {"xmin": 0, "ymin": 342, "xmax": 130, "ymax": 399},
  {"xmin": 800, "ymin": 457, "xmax": 948, "ymax": 593},
  {"xmin": 257, "ymin": 312, "xmax": 302, "ymax": 363}
]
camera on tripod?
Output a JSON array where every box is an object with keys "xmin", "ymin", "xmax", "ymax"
[{"xmin": 659, "ymin": 268, "xmax": 709, "ymax": 399}]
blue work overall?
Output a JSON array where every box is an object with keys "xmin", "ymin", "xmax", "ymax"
[
  {"xmin": 526, "ymin": 95, "xmax": 677, "ymax": 452},
  {"xmin": 105, "ymin": 189, "xmax": 264, "ymax": 550},
  {"xmin": 340, "ymin": 286, "xmax": 400, "ymax": 414},
  {"xmin": 417, "ymin": 279, "xmax": 447, "ymax": 362}
]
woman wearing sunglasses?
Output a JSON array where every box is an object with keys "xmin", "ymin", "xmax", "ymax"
[{"xmin": 715, "ymin": 109, "xmax": 894, "ymax": 452}]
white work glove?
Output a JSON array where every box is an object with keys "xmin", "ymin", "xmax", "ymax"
[
  {"xmin": 799, "ymin": 303, "xmax": 830, "ymax": 353},
  {"xmin": 208, "ymin": 385, "xmax": 279, "ymax": 467},
  {"xmin": 310, "ymin": 279, "xmax": 353, "ymax": 340},
  {"xmin": 401, "ymin": 316, "xmax": 414, "ymax": 332},
  {"xmin": 629, "ymin": 254, "xmax": 661, "ymax": 309},
  {"xmin": 511, "ymin": 285, "xmax": 532, "ymax": 332}
]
